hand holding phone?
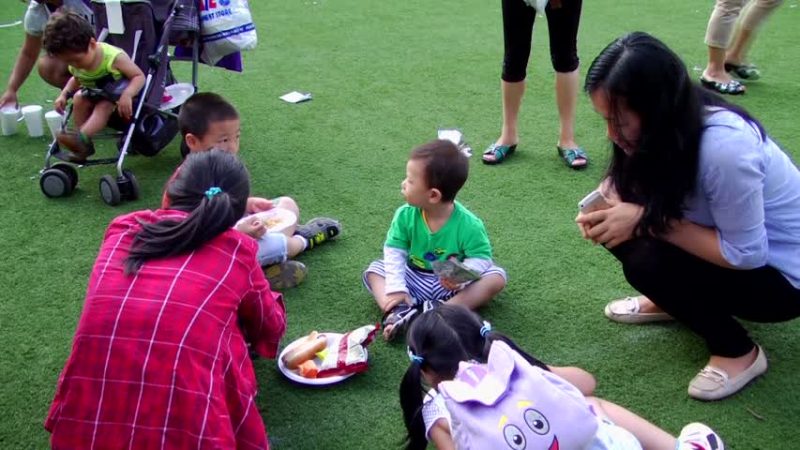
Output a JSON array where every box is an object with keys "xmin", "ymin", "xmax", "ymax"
[{"xmin": 578, "ymin": 190, "xmax": 611, "ymax": 214}]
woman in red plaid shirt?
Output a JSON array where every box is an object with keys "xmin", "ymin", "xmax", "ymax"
[{"xmin": 45, "ymin": 150, "xmax": 287, "ymax": 449}]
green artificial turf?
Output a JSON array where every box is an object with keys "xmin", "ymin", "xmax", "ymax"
[{"xmin": 1, "ymin": 0, "xmax": 799, "ymax": 448}]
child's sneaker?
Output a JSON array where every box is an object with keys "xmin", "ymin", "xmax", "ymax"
[
  {"xmin": 265, "ymin": 260, "xmax": 307, "ymax": 290},
  {"xmin": 296, "ymin": 217, "xmax": 341, "ymax": 250},
  {"xmin": 57, "ymin": 131, "xmax": 95, "ymax": 163},
  {"xmin": 677, "ymin": 423, "xmax": 724, "ymax": 450}
]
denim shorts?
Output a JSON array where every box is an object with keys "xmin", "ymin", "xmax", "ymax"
[{"xmin": 256, "ymin": 232, "xmax": 289, "ymax": 267}]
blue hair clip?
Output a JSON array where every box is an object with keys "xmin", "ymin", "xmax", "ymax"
[
  {"xmin": 407, "ymin": 347, "xmax": 424, "ymax": 365},
  {"xmin": 480, "ymin": 321, "xmax": 492, "ymax": 338},
  {"xmin": 205, "ymin": 186, "xmax": 222, "ymax": 199}
]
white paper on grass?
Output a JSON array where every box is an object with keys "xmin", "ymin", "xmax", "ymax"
[
  {"xmin": 279, "ymin": 91, "xmax": 312, "ymax": 104},
  {"xmin": 437, "ymin": 128, "xmax": 473, "ymax": 157}
]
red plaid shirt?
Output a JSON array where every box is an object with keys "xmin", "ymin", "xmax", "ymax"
[{"xmin": 46, "ymin": 209, "xmax": 286, "ymax": 449}]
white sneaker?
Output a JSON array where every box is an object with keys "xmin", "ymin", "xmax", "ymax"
[{"xmin": 677, "ymin": 422, "xmax": 724, "ymax": 450}]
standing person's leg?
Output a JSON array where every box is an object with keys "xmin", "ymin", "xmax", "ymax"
[
  {"xmin": 546, "ymin": 0, "xmax": 587, "ymax": 169},
  {"xmin": 483, "ymin": 0, "xmax": 535, "ymax": 164},
  {"xmin": 702, "ymin": 0, "xmax": 747, "ymax": 93},
  {"xmin": 725, "ymin": 0, "xmax": 784, "ymax": 79},
  {"xmin": 607, "ymin": 237, "xmax": 800, "ymax": 399}
]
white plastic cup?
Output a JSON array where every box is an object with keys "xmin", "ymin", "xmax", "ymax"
[
  {"xmin": 1, "ymin": 106, "xmax": 19, "ymax": 136},
  {"xmin": 21, "ymin": 105, "xmax": 44, "ymax": 137},
  {"xmin": 45, "ymin": 110, "xmax": 65, "ymax": 140}
]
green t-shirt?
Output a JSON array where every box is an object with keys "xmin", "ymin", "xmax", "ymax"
[
  {"xmin": 68, "ymin": 42, "xmax": 124, "ymax": 88},
  {"xmin": 385, "ymin": 202, "xmax": 493, "ymax": 271}
]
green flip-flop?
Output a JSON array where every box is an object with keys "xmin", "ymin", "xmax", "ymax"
[
  {"xmin": 482, "ymin": 143, "xmax": 517, "ymax": 165},
  {"xmin": 557, "ymin": 146, "xmax": 589, "ymax": 170}
]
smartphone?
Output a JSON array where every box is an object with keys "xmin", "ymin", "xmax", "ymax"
[{"xmin": 578, "ymin": 190, "xmax": 610, "ymax": 213}]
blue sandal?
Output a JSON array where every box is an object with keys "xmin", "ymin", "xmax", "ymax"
[
  {"xmin": 557, "ymin": 146, "xmax": 588, "ymax": 170},
  {"xmin": 482, "ymin": 143, "xmax": 517, "ymax": 165}
]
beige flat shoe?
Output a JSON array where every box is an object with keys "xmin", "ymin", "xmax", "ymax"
[
  {"xmin": 688, "ymin": 346, "xmax": 768, "ymax": 401},
  {"xmin": 604, "ymin": 296, "xmax": 674, "ymax": 324}
]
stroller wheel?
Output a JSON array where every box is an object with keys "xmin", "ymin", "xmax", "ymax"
[
  {"xmin": 99, "ymin": 175, "xmax": 122, "ymax": 206},
  {"xmin": 121, "ymin": 169, "xmax": 140, "ymax": 201},
  {"xmin": 40, "ymin": 169, "xmax": 74, "ymax": 198},
  {"xmin": 52, "ymin": 164, "xmax": 79, "ymax": 191}
]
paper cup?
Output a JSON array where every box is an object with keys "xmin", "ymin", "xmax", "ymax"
[
  {"xmin": 21, "ymin": 105, "xmax": 44, "ymax": 137},
  {"xmin": 45, "ymin": 110, "xmax": 65, "ymax": 140},
  {"xmin": 1, "ymin": 106, "xmax": 19, "ymax": 136}
]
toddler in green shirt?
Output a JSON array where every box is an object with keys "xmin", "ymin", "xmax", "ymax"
[{"xmin": 363, "ymin": 139, "xmax": 507, "ymax": 340}]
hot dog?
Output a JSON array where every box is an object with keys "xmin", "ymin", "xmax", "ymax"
[{"xmin": 282, "ymin": 331, "xmax": 327, "ymax": 369}]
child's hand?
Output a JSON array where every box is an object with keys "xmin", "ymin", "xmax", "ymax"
[
  {"xmin": 235, "ymin": 216, "xmax": 267, "ymax": 239},
  {"xmin": 439, "ymin": 277, "xmax": 461, "ymax": 291},
  {"xmin": 383, "ymin": 292, "xmax": 411, "ymax": 312},
  {"xmin": 117, "ymin": 93, "xmax": 133, "ymax": 120},
  {"xmin": 54, "ymin": 95, "xmax": 67, "ymax": 114},
  {"xmin": 247, "ymin": 197, "xmax": 274, "ymax": 214}
]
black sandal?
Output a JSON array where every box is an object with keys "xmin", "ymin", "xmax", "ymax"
[
  {"xmin": 381, "ymin": 303, "xmax": 419, "ymax": 341},
  {"xmin": 700, "ymin": 77, "xmax": 745, "ymax": 95},
  {"xmin": 724, "ymin": 62, "xmax": 760, "ymax": 81}
]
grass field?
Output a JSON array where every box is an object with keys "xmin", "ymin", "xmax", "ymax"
[{"xmin": 1, "ymin": 0, "xmax": 799, "ymax": 448}]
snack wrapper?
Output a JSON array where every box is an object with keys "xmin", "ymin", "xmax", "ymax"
[
  {"xmin": 317, "ymin": 324, "xmax": 379, "ymax": 378},
  {"xmin": 431, "ymin": 259, "xmax": 480, "ymax": 284}
]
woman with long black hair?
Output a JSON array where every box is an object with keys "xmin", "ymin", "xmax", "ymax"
[
  {"xmin": 577, "ymin": 32, "xmax": 800, "ymax": 401},
  {"xmin": 46, "ymin": 150, "xmax": 286, "ymax": 449}
]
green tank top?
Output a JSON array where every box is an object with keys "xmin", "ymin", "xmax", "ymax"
[{"xmin": 69, "ymin": 42, "xmax": 125, "ymax": 88}]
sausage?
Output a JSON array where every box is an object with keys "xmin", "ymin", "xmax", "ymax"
[{"xmin": 282, "ymin": 332, "xmax": 328, "ymax": 369}]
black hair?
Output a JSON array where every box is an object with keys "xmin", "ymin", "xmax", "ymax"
[
  {"xmin": 410, "ymin": 140, "xmax": 469, "ymax": 203},
  {"xmin": 43, "ymin": 11, "xmax": 95, "ymax": 56},
  {"xmin": 399, "ymin": 305, "xmax": 547, "ymax": 450},
  {"xmin": 124, "ymin": 150, "xmax": 249, "ymax": 274},
  {"xmin": 177, "ymin": 92, "xmax": 240, "ymax": 139},
  {"xmin": 584, "ymin": 32, "xmax": 765, "ymax": 236}
]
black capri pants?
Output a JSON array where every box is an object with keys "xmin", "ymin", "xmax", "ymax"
[
  {"xmin": 608, "ymin": 237, "xmax": 800, "ymax": 358},
  {"xmin": 501, "ymin": 0, "xmax": 582, "ymax": 82}
]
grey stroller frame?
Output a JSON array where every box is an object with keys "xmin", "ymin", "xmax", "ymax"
[{"xmin": 39, "ymin": 0, "xmax": 200, "ymax": 206}]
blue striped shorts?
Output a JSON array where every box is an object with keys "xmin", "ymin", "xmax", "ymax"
[{"xmin": 363, "ymin": 259, "xmax": 507, "ymax": 304}]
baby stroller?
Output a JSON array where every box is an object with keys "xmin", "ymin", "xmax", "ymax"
[{"xmin": 39, "ymin": 0, "xmax": 200, "ymax": 206}]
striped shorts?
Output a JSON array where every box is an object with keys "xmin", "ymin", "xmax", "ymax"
[{"xmin": 363, "ymin": 259, "xmax": 507, "ymax": 304}]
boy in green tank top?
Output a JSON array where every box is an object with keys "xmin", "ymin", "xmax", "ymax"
[
  {"xmin": 43, "ymin": 12, "xmax": 144, "ymax": 162},
  {"xmin": 364, "ymin": 140, "xmax": 507, "ymax": 340}
]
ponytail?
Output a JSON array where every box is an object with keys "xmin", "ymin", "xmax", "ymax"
[
  {"xmin": 124, "ymin": 150, "xmax": 249, "ymax": 274},
  {"xmin": 399, "ymin": 364, "xmax": 428, "ymax": 450}
]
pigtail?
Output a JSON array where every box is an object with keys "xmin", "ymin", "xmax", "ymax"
[{"xmin": 399, "ymin": 364, "xmax": 428, "ymax": 450}]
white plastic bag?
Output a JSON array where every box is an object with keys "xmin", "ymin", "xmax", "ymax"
[
  {"xmin": 199, "ymin": 0, "xmax": 258, "ymax": 64},
  {"xmin": 523, "ymin": 0, "xmax": 549, "ymax": 13}
]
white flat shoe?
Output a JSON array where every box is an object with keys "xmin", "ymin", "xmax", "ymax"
[
  {"xmin": 604, "ymin": 296, "xmax": 674, "ymax": 324},
  {"xmin": 688, "ymin": 346, "xmax": 768, "ymax": 401}
]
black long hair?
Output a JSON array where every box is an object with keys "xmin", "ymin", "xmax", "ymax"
[
  {"xmin": 399, "ymin": 305, "xmax": 547, "ymax": 450},
  {"xmin": 124, "ymin": 150, "xmax": 250, "ymax": 274},
  {"xmin": 584, "ymin": 32, "xmax": 765, "ymax": 236}
]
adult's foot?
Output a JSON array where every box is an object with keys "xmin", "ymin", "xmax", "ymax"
[{"xmin": 688, "ymin": 346, "xmax": 767, "ymax": 401}]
